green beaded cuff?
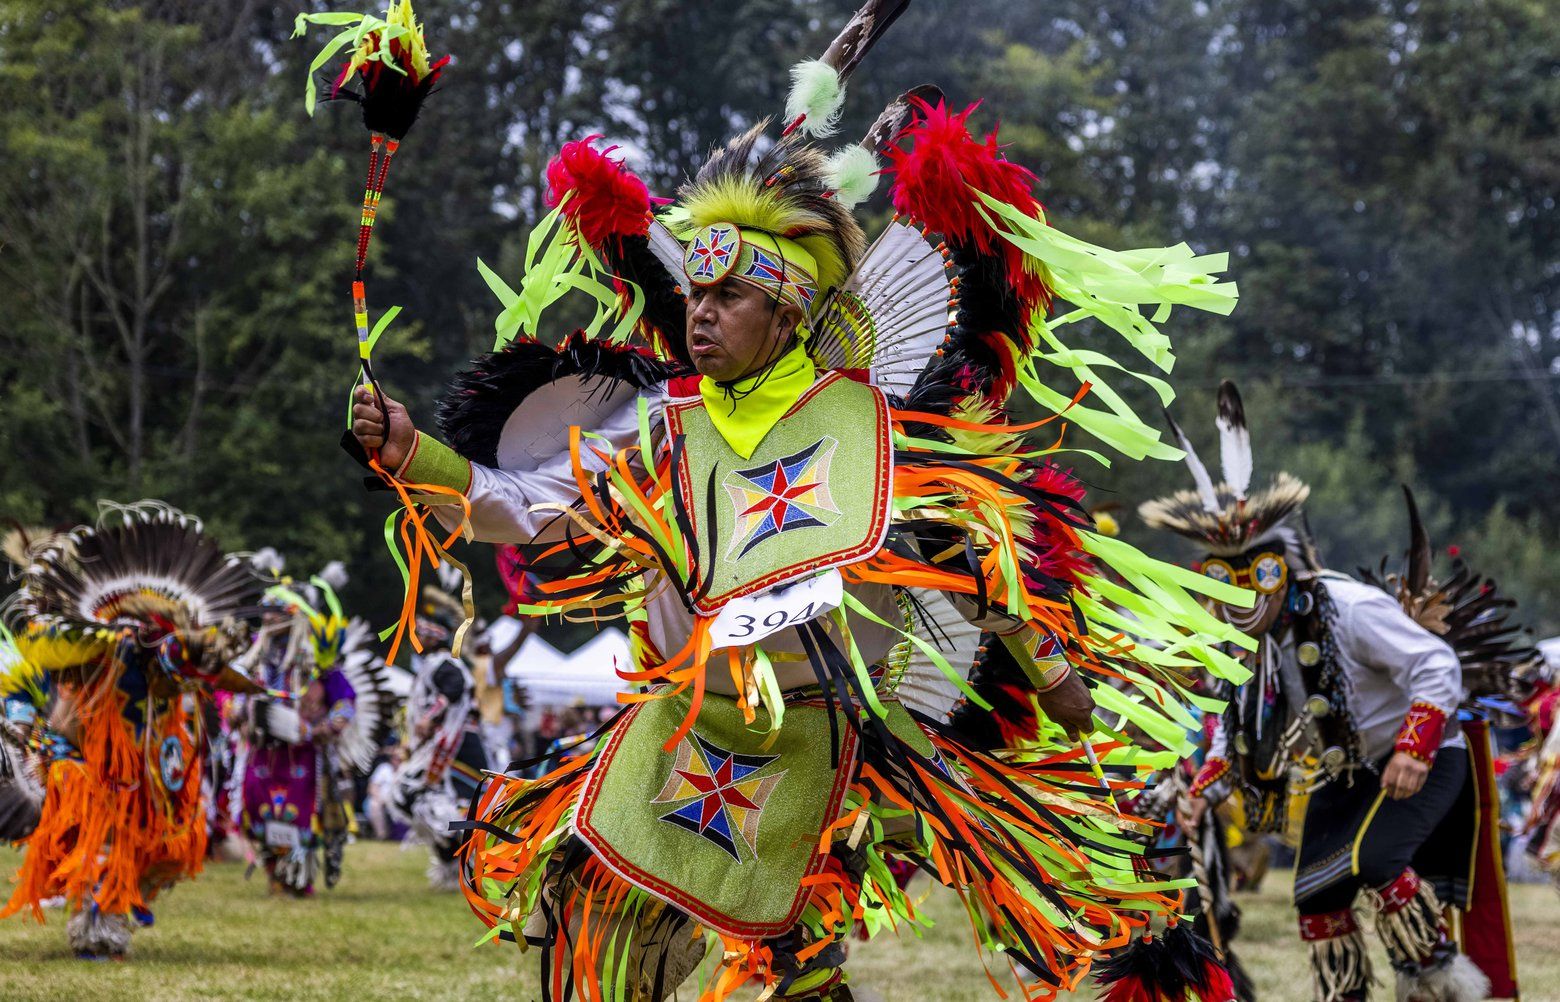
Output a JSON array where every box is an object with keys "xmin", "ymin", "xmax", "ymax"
[{"xmin": 398, "ymin": 432, "xmax": 473, "ymax": 495}]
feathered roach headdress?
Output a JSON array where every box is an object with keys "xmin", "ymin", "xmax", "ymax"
[
  {"xmin": 1139, "ymin": 380, "xmax": 1312, "ymax": 559},
  {"xmin": 264, "ymin": 575, "xmax": 350, "ymax": 676},
  {"xmin": 254, "ymin": 571, "xmax": 399, "ymax": 771},
  {"xmin": 672, "ymin": 122, "xmax": 867, "ymax": 317}
]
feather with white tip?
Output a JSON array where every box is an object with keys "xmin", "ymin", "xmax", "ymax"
[
  {"xmin": 251, "ymin": 546, "xmax": 285, "ymax": 577},
  {"xmin": 825, "ymin": 145, "xmax": 880, "ymax": 209},
  {"xmin": 1165, "ymin": 410, "xmax": 1221, "ymax": 514},
  {"xmin": 317, "ymin": 560, "xmax": 349, "ymax": 592},
  {"xmin": 1216, "ymin": 380, "xmax": 1253, "ymax": 500}
]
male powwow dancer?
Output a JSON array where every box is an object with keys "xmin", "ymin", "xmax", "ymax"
[
  {"xmin": 331, "ymin": 2, "xmax": 1252, "ymax": 997},
  {"xmin": 389, "ymin": 584, "xmax": 492, "ymax": 889},
  {"xmin": 0, "ymin": 504, "xmax": 261, "ymax": 958},
  {"xmin": 236, "ymin": 569, "xmax": 397, "ymax": 895}
]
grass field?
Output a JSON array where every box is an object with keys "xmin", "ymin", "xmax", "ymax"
[{"xmin": 2, "ymin": 841, "xmax": 1556, "ymax": 1001}]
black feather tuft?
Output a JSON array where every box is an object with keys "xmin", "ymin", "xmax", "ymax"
[
  {"xmin": 600, "ymin": 234, "xmax": 692, "ymax": 368},
  {"xmin": 1215, "ymin": 380, "xmax": 1246, "ymax": 435},
  {"xmin": 944, "ymin": 636, "xmax": 1039, "ymax": 751},
  {"xmin": 1094, "ymin": 923, "xmax": 1235, "ymax": 1002}
]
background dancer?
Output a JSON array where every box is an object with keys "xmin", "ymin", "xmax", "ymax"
[
  {"xmin": 0, "ymin": 504, "xmax": 261, "ymax": 959},
  {"xmin": 1149, "ymin": 383, "xmax": 1518, "ymax": 1002},
  {"xmin": 390, "ymin": 583, "xmax": 490, "ymax": 889}
]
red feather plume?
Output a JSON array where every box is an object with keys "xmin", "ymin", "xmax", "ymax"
[
  {"xmin": 885, "ymin": 99, "xmax": 1054, "ymax": 320},
  {"xmin": 546, "ymin": 136, "xmax": 653, "ymax": 246},
  {"xmin": 1020, "ymin": 463, "xmax": 1093, "ymax": 590}
]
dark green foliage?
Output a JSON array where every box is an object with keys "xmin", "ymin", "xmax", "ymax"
[{"xmin": 0, "ymin": 0, "xmax": 1554, "ymax": 639}]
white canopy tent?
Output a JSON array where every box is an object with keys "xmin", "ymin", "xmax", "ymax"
[
  {"xmin": 492, "ymin": 618, "xmax": 633, "ymax": 707},
  {"xmin": 376, "ymin": 620, "xmax": 632, "ymax": 707}
]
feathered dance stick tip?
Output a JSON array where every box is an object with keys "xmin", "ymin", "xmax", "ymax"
[
  {"xmin": 294, "ymin": 0, "xmax": 448, "ymax": 139},
  {"xmin": 1093, "ymin": 923, "xmax": 1237, "ymax": 1002},
  {"xmin": 546, "ymin": 136, "xmax": 653, "ymax": 246},
  {"xmin": 885, "ymin": 98, "xmax": 1054, "ymax": 317}
]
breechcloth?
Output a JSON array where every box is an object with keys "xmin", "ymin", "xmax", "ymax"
[{"xmin": 1294, "ymin": 748, "xmax": 1471, "ymax": 913}]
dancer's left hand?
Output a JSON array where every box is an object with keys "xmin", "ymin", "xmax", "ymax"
[{"xmin": 1381, "ymin": 751, "xmax": 1429, "ymax": 799}]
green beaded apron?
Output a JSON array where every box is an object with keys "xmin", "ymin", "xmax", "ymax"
[{"xmin": 664, "ymin": 372, "xmax": 893, "ymax": 617}]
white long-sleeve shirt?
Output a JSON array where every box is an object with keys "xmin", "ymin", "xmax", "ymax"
[{"xmin": 1207, "ymin": 575, "xmax": 1462, "ymax": 768}]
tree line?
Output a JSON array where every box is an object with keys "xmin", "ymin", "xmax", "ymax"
[{"xmin": 1, "ymin": 0, "xmax": 1554, "ymax": 639}]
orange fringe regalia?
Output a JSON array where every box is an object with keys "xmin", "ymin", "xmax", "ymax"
[
  {"xmin": 0, "ymin": 503, "xmax": 262, "ymax": 958},
  {"xmin": 4, "ymin": 646, "xmax": 207, "ymax": 922}
]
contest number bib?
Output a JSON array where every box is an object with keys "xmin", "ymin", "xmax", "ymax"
[
  {"xmin": 264, "ymin": 821, "xmax": 301, "ymax": 849},
  {"xmin": 708, "ymin": 570, "xmax": 843, "ymax": 650}
]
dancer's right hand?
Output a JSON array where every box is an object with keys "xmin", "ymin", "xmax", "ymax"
[{"xmin": 352, "ymin": 384, "xmax": 415, "ymax": 470}]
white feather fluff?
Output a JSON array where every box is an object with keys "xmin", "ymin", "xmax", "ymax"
[
  {"xmin": 824, "ymin": 146, "xmax": 880, "ymax": 209},
  {"xmin": 251, "ymin": 546, "xmax": 285, "ymax": 576},
  {"xmin": 785, "ymin": 59, "xmax": 845, "ymax": 138},
  {"xmin": 317, "ymin": 559, "xmax": 349, "ymax": 592},
  {"xmin": 1393, "ymin": 953, "xmax": 1489, "ymax": 1002},
  {"xmin": 1165, "ymin": 412, "xmax": 1221, "ymax": 514}
]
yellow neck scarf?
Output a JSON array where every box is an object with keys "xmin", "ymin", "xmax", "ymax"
[{"xmin": 698, "ymin": 343, "xmax": 817, "ymax": 459}]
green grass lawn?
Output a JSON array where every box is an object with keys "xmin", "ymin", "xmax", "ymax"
[{"xmin": 2, "ymin": 841, "xmax": 1556, "ymax": 1001}]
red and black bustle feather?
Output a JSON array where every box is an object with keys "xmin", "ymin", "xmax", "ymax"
[{"xmin": 1093, "ymin": 923, "xmax": 1237, "ymax": 1002}]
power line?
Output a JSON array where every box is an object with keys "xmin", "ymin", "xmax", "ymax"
[{"xmin": 1176, "ymin": 370, "xmax": 1560, "ymax": 390}]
